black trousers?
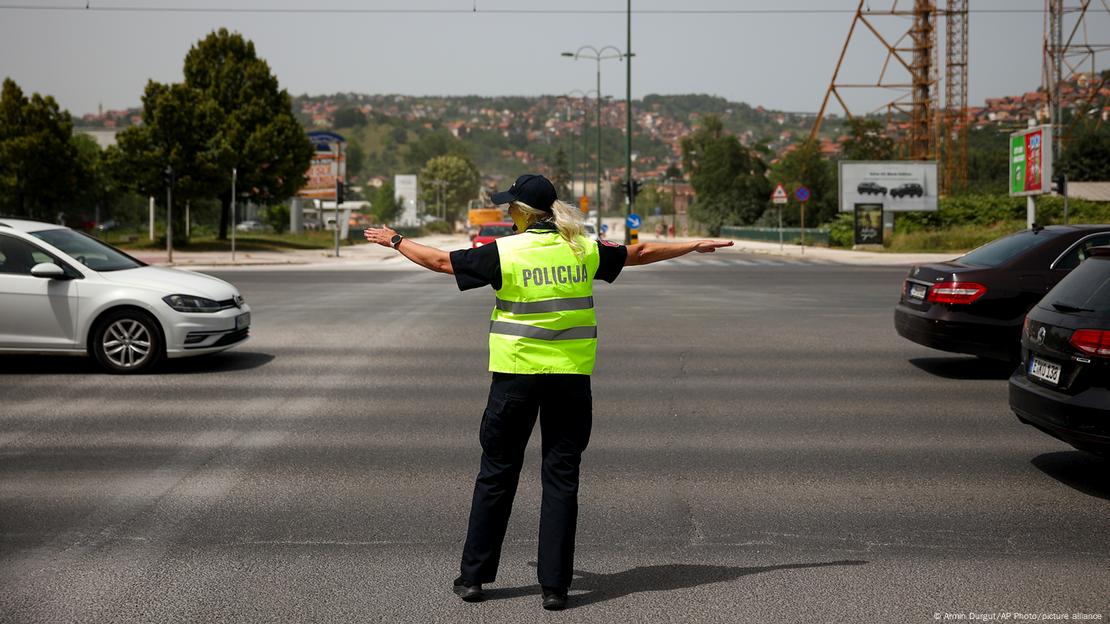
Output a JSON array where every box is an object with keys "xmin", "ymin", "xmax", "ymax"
[{"xmin": 459, "ymin": 372, "xmax": 592, "ymax": 589}]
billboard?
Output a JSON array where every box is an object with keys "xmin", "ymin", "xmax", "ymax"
[
  {"xmin": 1009, "ymin": 126, "xmax": 1053, "ymax": 197},
  {"xmin": 838, "ymin": 161, "xmax": 938, "ymax": 213},
  {"xmin": 394, "ymin": 174, "xmax": 419, "ymax": 227},
  {"xmin": 853, "ymin": 203, "xmax": 884, "ymax": 245},
  {"xmin": 298, "ymin": 131, "xmax": 346, "ymax": 200}
]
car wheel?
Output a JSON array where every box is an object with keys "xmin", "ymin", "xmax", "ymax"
[{"xmin": 91, "ymin": 309, "xmax": 164, "ymax": 374}]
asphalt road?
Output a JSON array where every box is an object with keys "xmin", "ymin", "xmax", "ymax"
[{"xmin": 1, "ymin": 255, "xmax": 1108, "ymax": 623}]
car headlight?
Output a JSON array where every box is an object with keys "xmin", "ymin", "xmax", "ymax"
[{"xmin": 163, "ymin": 294, "xmax": 223, "ymax": 313}]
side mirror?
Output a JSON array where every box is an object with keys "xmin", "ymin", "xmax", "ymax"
[{"xmin": 30, "ymin": 262, "xmax": 67, "ymax": 279}]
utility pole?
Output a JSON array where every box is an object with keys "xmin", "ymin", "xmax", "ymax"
[
  {"xmin": 231, "ymin": 168, "xmax": 237, "ymax": 264},
  {"xmin": 164, "ymin": 166, "xmax": 173, "ymax": 264},
  {"xmin": 625, "ymin": 0, "xmax": 634, "ymax": 244}
]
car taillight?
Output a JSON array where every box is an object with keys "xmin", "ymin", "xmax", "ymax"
[
  {"xmin": 927, "ymin": 281, "xmax": 987, "ymax": 305},
  {"xmin": 1069, "ymin": 329, "xmax": 1110, "ymax": 357}
]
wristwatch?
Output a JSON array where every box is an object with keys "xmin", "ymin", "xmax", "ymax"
[{"xmin": 390, "ymin": 233, "xmax": 404, "ymax": 249}]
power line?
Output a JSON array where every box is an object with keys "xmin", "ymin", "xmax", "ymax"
[{"xmin": 0, "ymin": 4, "xmax": 1051, "ymax": 15}]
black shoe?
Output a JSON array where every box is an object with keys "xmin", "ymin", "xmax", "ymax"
[
  {"xmin": 452, "ymin": 576, "xmax": 484, "ymax": 602},
  {"xmin": 541, "ymin": 586, "xmax": 568, "ymax": 611}
]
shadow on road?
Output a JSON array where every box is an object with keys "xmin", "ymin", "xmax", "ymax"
[
  {"xmin": 1031, "ymin": 451, "xmax": 1110, "ymax": 501},
  {"xmin": 485, "ymin": 559, "xmax": 868, "ymax": 609},
  {"xmin": 0, "ymin": 351, "xmax": 274, "ymax": 375},
  {"xmin": 908, "ymin": 357, "xmax": 1015, "ymax": 380}
]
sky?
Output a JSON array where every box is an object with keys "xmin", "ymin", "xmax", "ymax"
[{"xmin": 0, "ymin": 0, "xmax": 1107, "ymax": 117}]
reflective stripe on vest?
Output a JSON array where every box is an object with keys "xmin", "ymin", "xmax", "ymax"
[
  {"xmin": 488, "ymin": 230, "xmax": 600, "ymax": 375},
  {"xmin": 494, "ymin": 296, "xmax": 594, "ymax": 314}
]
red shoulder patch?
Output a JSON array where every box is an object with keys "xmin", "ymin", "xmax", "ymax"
[{"xmin": 599, "ymin": 239, "xmax": 622, "ymax": 248}]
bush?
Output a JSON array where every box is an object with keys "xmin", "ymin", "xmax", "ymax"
[
  {"xmin": 262, "ymin": 204, "xmax": 290, "ymax": 234},
  {"xmin": 827, "ymin": 213, "xmax": 854, "ymax": 248},
  {"xmin": 422, "ymin": 219, "xmax": 453, "ymax": 234}
]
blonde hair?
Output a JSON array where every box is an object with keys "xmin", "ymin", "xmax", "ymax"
[{"xmin": 513, "ymin": 199, "xmax": 588, "ymax": 259}]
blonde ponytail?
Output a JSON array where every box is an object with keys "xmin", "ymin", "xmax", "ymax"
[{"xmin": 512, "ymin": 200, "xmax": 588, "ymax": 259}]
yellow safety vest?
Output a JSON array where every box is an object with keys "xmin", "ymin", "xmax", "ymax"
[{"xmin": 488, "ymin": 228, "xmax": 600, "ymax": 374}]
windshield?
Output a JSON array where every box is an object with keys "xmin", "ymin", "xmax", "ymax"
[
  {"xmin": 479, "ymin": 225, "xmax": 514, "ymax": 237},
  {"xmin": 955, "ymin": 229, "xmax": 1062, "ymax": 268},
  {"xmin": 31, "ymin": 229, "xmax": 146, "ymax": 272},
  {"xmin": 1040, "ymin": 257, "xmax": 1110, "ymax": 318}
]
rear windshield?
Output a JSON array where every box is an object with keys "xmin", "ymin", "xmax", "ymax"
[
  {"xmin": 479, "ymin": 225, "xmax": 514, "ymax": 237},
  {"xmin": 31, "ymin": 228, "xmax": 145, "ymax": 272},
  {"xmin": 955, "ymin": 229, "xmax": 1062, "ymax": 267},
  {"xmin": 1039, "ymin": 257, "xmax": 1110, "ymax": 318}
]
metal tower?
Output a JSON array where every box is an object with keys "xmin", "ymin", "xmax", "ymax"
[
  {"xmin": 1043, "ymin": 0, "xmax": 1110, "ymax": 161},
  {"xmin": 943, "ymin": 0, "xmax": 969, "ymax": 193}
]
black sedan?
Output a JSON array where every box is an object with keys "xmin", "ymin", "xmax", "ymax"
[
  {"xmin": 1009, "ymin": 246, "xmax": 1110, "ymax": 456},
  {"xmin": 895, "ymin": 225, "xmax": 1110, "ymax": 361}
]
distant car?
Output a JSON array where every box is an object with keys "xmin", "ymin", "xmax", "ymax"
[
  {"xmin": 0, "ymin": 218, "xmax": 250, "ymax": 373},
  {"xmin": 583, "ymin": 223, "xmax": 598, "ymax": 239},
  {"xmin": 890, "ymin": 183, "xmax": 925, "ymax": 199},
  {"xmin": 894, "ymin": 225, "xmax": 1110, "ymax": 362},
  {"xmin": 857, "ymin": 182, "xmax": 887, "ymax": 196},
  {"xmin": 1009, "ymin": 246, "xmax": 1110, "ymax": 457},
  {"xmin": 96, "ymin": 219, "xmax": 119, "ymax": 232},
  {"xmin": 472, "ymin": 221, "xmax": 515, "ymax": 248},
  {"xmin": 302, "ymin": 218, "xmax": 321, "ymax": 231},
  {"xmin": 236, "ymin": 220, "xmax": 264, "ymax": 232}
]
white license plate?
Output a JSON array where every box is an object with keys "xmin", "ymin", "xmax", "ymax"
[
  {"xmin": 1028, "ymin": 356, "xmax": 1061, "ymax": 385},
  {"xmin": 235, "ymin": 312, "xmax": 251, "ymax": 330},
  {"xmin": 909, "ymin": 284, "xmax": 927, "ymax": 300}
]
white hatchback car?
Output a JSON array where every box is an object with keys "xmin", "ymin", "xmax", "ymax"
[{"xmin": 0, "ymin": 218, "xmax": 251, "ymax": 373}]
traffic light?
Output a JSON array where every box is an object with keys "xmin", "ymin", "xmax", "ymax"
[
  {"xmin": 1051, "ymin": 174, "xmax": 1066, "ymax": 196},
  {"xmin": 336, "ymin": 180, "xmax": 346, "ymax": 205},
  {"xmin": 621, "ymin": 179, "xmax": 644, "ymax": 201}
]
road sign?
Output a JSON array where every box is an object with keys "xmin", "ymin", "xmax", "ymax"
[
  {"xmin": 772, "ymin": 184, "xmax": 788, "ymax": 204},
  {"xmin": 600, "ymin": 223, "xmax": 609, "ymax": 234},
  {"xmin": 794, "ymin": 185, "xmax": 811, "ymax": 203},
  {"xmin": 626, "ymin": 213, "xmax": 642, "ymax": 230}
]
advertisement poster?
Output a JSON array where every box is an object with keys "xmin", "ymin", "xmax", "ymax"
[
  {"xmin": 853, "ymin": 203, "xmax": 884, "ymax": 245},
  {"xmin": 1009, "ymin": 126, "xmax": 1052, "ymax": 197},
  {"xmin": 838, "ymin": 161, "xmax": 938, "ymax": 213},
  {"xmin": 298, "ymin": 131, "xmax": 346, "ymax": 200}
]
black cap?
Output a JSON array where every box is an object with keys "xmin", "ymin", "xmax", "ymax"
[{"xmin": 489, "ymin": 174, "xmax": 557, "ymax": 212}]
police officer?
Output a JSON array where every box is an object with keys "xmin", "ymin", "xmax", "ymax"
[{"xmin": 363, "ymin": 174, "xmax": 731, "ymax": 611}]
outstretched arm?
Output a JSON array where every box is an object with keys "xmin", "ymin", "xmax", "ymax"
[
  {"xmin": 363, "ymin": 226, "xmax": 454, "ymax": 274},
  {"xmin": 624, "ymin": 240, "xmax": 734, "ymax": 266}
]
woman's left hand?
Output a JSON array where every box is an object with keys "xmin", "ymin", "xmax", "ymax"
[{"xmin": 364, "ymin": 226, "xmax": 398, "ymax": 248}]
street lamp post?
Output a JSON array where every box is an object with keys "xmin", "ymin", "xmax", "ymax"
[{"xmin": 562, "ymin": 46, "xmax": 626, "ymax": 239}]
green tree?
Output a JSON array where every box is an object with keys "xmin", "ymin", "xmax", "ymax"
[
  {"xmin": 0, "ymin": 78, "xmax": 82, "ymax": 219},
  {"xmin": 840, "ymin": 118, "xmax": 894, "ymax": 161},
  {"xmin": 406, "ymin": 130, "xmax": 468, "ymax": 170},
  {"xmin": 371, "ymin": 180, "xmax": 403, "ymax": 224},
  {"xmin": 346, "ymin": 139, "xmax": 366, "ymax": 182},
  {"xmin": 680, "ymin": 115, "xmax": 770, "ymax": 234},
  {"xmin": 420, "ymin": 154, "xmax": 480, "ymax": 223},
  {"xmin": 182, "ymin": 29, "xmax": 314, "ymax": 239},
  {"xmin": 769, "ymin": 141, "xmax": 837, "ymax": 227},
  {"xmin": 108, "ymin": 81, "xmax": 224, "ymax": 243},
  {"xmin": 551, "ymin": 147, "xmax": 572, "ymax": 198},
  {"xmin": 332, "ymin": 107, "xmax": 366, "ymax": 128},
  {"xmin": 1059, "ymin": 120, "xmax": 1110, "ymax": 182}
]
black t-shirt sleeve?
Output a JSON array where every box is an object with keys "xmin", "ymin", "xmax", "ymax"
[
  {"xmin": 449, "ymin": 242, "xmax": 502, "ymax": 291},
  {"xmin": 595, "ymin": 241, "xmax": 627, "ymax": 283}
]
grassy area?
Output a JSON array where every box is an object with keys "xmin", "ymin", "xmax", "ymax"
[
  {"xmin": 104, "ymin": 230, "xmax": 357, "ymax": 252},
  {"xmin": 883, "ymin": 221, "xmax": 1025, "ymax": 253}
]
